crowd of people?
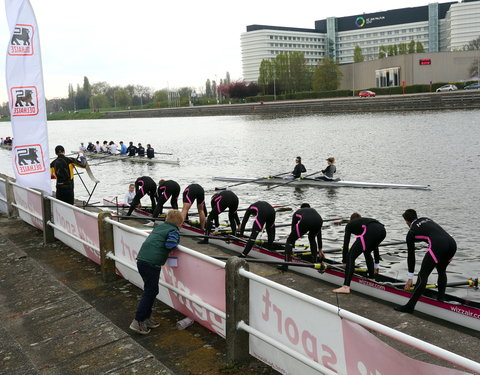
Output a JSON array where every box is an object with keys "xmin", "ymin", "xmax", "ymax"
[
  {"xmin": 81, "ymin": 141, "xmax": 156, "ymax": 158},
  {"xmin": 1, "ymin": 136, "xmax": 13, "ymax": 145},
  {"xmin": 124, "ymin": 171, "xmax": 456, "ymax": 334}
]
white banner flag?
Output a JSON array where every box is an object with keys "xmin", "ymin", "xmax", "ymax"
[{"xmin": 5, "ymin": 0, "xmax": 51, "ymax": 194}]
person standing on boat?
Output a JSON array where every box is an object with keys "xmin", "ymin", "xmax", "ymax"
[
  {"xmin": 316, "ymin": 157, "xmax": 337, "ymax": 181},
  {"xmin": 279, "ymin": 203, "xmax": 324, "ymax": 270},
  {"xmin": 152, "ymin": 180, "xmax": 181, "ymax": 218},
  {"xmin": 146, "ymin": 144, "xmax": 155, "ymax": 159},
  {"xmin": 124, "ymin": 184, "xmax": 136, "ymax": 206},
  {"xmin": 198, "ymin": 190, "xmax": 240, "ymax": 244},
  {"xmin": 127, "ymin": 142, "xmax": 137, "ymax": 156},
  {"xmin": 137, "ymin": 143, "xmax": 145, "ymax": 157},
  {"xmin": 238, "ymin": 201, "xmax": 276, "ymax": 257},
  {"xmin": 126, "ymin": 176, "xmax": 157, "ymax": 216},
  {"xmin": 130, "ymin": 209, "xmax": 184, "ymax": 334},
  {"xmin": 394, "ymin": 209, "xmax": 457, "ymax": 313},
  {"xmin": 119, "ymin": 141, "xmax": 128, "ymax": 155},
  {"xmin": 333, "ymin": 213, "xmax": 386, "ymax": 294},
  {"xmin": 290, "ymin": 156, "xmax": 306, "ymax": 179},
  {"xmin": 181, "ymin": 183, "xmax": 208, "ymax": 230},
  {"xmin": 50, "ymin": 145, "xmax": 87, "ymax": 205}
]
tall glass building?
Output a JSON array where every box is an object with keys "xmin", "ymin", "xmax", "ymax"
[{"xmin": 241, "ymin": 1, "xmax": 480, "ymax": 82}]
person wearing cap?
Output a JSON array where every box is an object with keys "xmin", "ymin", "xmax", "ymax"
[
  {"xmin": 316, "ymin": 157, "xmax": 336, "ymax": 181},
  {"xmin": 393, "ymin": 209, "xmax": 457, "ymax": 313},
  {"xmin": 291, "ymin": 156, "xmax": 306, "ymax": 179},
  {"xmin": 50, "ymin": 145, "xmax": 87, "ymax": 204}
]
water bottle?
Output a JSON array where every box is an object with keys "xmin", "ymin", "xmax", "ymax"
[{"xmin": 176, "ymin": 317, "xmax": 194, "ymax": 330}]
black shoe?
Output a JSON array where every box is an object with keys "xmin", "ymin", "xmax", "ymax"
[
  {"xmin": 394, "ymin": 305, "xmax": 414, "ymax": 313},
  {"xmin": 238, "ymin": 253, "xmax": 247, "ymax": 258},
  {"xmin": 197, "ymin": 238, "xmax": 209, "ymax": 244},
  {"xmin": 277, "ymin": 264, "xmax": 288, "ymax": 271}
]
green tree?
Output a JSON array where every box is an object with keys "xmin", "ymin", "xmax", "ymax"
[
  {"xmin": 205, "ymin": 79, "xmax": 213, "ymax": 98},
  {"xmin": 312, "ymin": 56, "xmax": 342, "ymax": 91},
  {"xmin": 416, "ymin": 41, "xmax": 425, "ymax": 53},
  {"xmin": 90, "ymin": 94, "xmax": 110, "ymax": 110},
  {"xmin": 353, "ymin": 45, "xmax": 364, "ymax": 63},
  {"xmin": 408, "ymin": 40, "xmax": 416, "ymax": 54},
  {"xmin": 275, "ymin": 53, "xmax": 290, "ymax": 93},
  {"xmin": 465, "ymin": 36, "xmax": 480, "ymax": 50},
  {"xmin": 398, "ymin": 43, "xmax": 407, "ymax": 55},
  {"xmin": 153, "ymin": 89, "xmax": 168, "ymax": 106},
  {"xmin": 289, "ymin": 52, "xmax": 310, "ymax": 92},
  {"xmin": 91, "ymin": 81, "xmax": 110, "ymax": 95},
  {"xmin": 387, "ymin": 45, "xmax": 395, "ymax": 57},
  {"xmin": 115, "ymin": 89, "xmax": 131, "ymax": 108},
  {"xmin": 378, "ymin": 45, "xmax": 387, "ymax": 59},
  {"xmin": 258, "ymin": 59, "xmax": 274, "ymax": 94}
]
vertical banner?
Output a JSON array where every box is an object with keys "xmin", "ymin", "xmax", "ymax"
[{"xmin": 5, "ymin": 0, "xmax": 51, "ymax": 194}]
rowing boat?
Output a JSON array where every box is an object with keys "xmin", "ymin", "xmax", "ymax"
[
  {"xmin": 102, "ymin": 198, "xmax": 479, "ymax": 331},
  {"xmin": 213, "ymin": 176, "xmax": 431, "ymax": 190},
  {"xmin": 0, "ymin": 143, "xmax": 12, "ymax": 150},
  {"xmin": 71, "ymin": 151, "xmax": 180, "ymax": 165}
]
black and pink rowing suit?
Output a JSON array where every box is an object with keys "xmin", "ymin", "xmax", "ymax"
[
  {"xmin": 182, "ymin": 184, "xmax": 208, "ymax": 219},
  {"xmin": 342, "ymin": 217, "xmax": 386, "ymax": 286},
  {"xmin": 152, "ymin": 180, "xmax": 180, "ymax": 218},
  {"xmin": 402, "ymin": 217, "xmax": 457, "ymax": 310},
  {"xmin": 127, "ymin": 176, "xmax": 157, "ymax": 216},
  {"xmin": 239, "ymin": 201, "xmax": 276, "ymax": 256},
  {"xmin": 202, "ymin": 190, "xmax": 240, "ymax": 243},
  {"xmin": 284, "ymin": 207, "xmax": 323, "ymax": 263}
]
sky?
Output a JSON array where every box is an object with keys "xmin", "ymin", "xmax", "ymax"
[{"xmin": 0, "ymin": 0, "xmax": 438, "ymax": 102}]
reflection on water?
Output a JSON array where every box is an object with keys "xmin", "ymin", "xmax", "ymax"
[{"xmin": 1, "ymin": 110, "xmax": 479, "ymax": 300}]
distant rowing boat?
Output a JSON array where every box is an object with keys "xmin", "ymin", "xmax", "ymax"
[
  {"xmin": 0, "ymin": 143, "xmax": 12, "ymax": 150},
  {"xmin": 71, "ymin": 151, "xmax": 180, "ymax": 165},
  {"xmin": 103, "ymin": 198, "xmax": 479, "ymax": 331},
  {"xmin": 213, "ymin": 176, "xmax": 430, "ymax": 190}
]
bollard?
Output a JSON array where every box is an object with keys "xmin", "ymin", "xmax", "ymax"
[
  {"xmin": 225, "ymin": 257, "xmax": 250, "ymax": 364},
  {"xmin": 6, "ymin": 179, "xmax": 17, "ymax": 218},
  {"xmin": 98, "ymin": 212, "xmax": 116, "ymax": 283},
  {"xmin": 41, "ymin": 194, "xmax": 55, "ymax": 244}
]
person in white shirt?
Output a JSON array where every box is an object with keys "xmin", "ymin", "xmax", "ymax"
[
  {"xmin": 101, "ymin": 141, "xmax": 109, "ymax": 153},
  {"xmin": 109, "ymin": 141, "xmax": 118, "ymax": 154},
  {"xmin": 95, "ymin": 141, "xmax": 101, "ymax": 153},
  {"xmin": 79, "ymin": 142, "xmax": 87, "ymax": 152},
  {"xmin": 124, "ymin": 184, "xmax": 136, "ymax": 206}
]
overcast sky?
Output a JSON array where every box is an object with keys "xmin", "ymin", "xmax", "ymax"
[{"xmin": 0, "ymin": 0, "xmax": 436, "ymax": 102}]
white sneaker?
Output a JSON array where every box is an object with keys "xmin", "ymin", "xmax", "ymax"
[{"xmin": 129, "ymin": 319, "xmax": 151, "ymax": 335}]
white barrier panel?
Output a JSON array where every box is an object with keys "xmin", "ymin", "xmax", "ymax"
[
  {"xmin": 12, "ymin": 182, "xmax": 43, "ymax": 230},
  {"xmin": 112, "ymin": 224, "xmax": 226, "ymax": 337},
  {"xmin": 0, "ymin": 178, "xmax": 7, "ymax": 214},
  {"xmin": 51, "ymin": 198, "xmax": 100, "ymax": 264},
  {"xmin": 249, "ymin": 280, "xmax": 473, "ymax": 375}
]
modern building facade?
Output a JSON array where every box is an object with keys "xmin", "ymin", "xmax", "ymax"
[{"xmin": 241, "ymin": 0, "xmax": 480, "ymax": 83}]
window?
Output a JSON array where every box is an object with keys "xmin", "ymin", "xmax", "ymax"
[{"xmin": 376, "ymin": 67, "xmax": 401, "ymax": 88}]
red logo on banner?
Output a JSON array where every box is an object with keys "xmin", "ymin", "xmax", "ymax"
[
  {"xmin": 8, "ymin": 24, "xmax": 34, "ymax": 56},
  {"xmin": 14, "ymin": 144, "xmax": 46, "ymax": 175},
  {"xmin": 10, "ymin": 86, "xmax": 39, "ymax": 116}
]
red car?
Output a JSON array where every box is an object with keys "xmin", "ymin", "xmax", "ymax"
[{"xmin": 359, "ymin": 90, "xmax": 376, "ymax": 97}]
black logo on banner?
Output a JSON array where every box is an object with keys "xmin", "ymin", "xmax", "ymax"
[
  {"xmin": 14, "ymin": 144, "xmax": 46, "ymax": 175},
  {"xmin": 9, "ymin": 24, "xmax": 34, "ymax": 56},
  {"xmin": 10, "ymin": 86, "xmax": 39, "ymax": 116}
]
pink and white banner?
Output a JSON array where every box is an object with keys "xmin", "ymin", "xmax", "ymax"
[
  {"xmin": 249, "ymin": 282, "xmax": 472, "ymax": 375},
  {"xmin": 51, "ymin": 199, "xmax": 100, "ymax": 264},
  {"xmin": 112, "ymin": 226, "xmax": 226, "ymax": 336},
  {"xmin": 5, "ymin": 0, "xmax": 51, "ymax": 194},
  {"xmin": 12, "ymin": 183, "xmax": 43, "ymax": 230}
]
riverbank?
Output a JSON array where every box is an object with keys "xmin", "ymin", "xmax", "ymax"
[{"xmin": 1, "ymin": 213, "xmax": 479, "ymax": 374}]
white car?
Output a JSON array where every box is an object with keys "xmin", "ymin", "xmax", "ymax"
[{"xmin": 436, "ymin": 84, "xmax": 458, "ymax": 92}]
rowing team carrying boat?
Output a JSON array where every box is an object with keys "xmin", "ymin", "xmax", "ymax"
[
  {"xmin": 115, "ymin": 174, "xmax": 476, "ymax": 319},
  {"xmin": 214, "ymin": 155, "xmax": 431, "ymax": 190}
]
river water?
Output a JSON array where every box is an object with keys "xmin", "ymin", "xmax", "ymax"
[{"xmin": 1, "ymin": 110, "xmax": 479, "ymax": 300}]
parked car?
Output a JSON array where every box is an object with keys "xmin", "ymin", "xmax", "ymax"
[
  {"xmin": 464, "ymin": 82, "xmax": 480, "ymax": 90},
  {"xmin": 359, "ymin": 90, "xmax": 376, "ymax": 97},
  {"xmin": 436, "ymin": 84, "xmax": 458, "ymax": 92}
]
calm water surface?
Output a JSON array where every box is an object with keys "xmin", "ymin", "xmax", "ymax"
[{"xmin": 1, "ymin": 111, "xmax": 479, "ymax": 300}]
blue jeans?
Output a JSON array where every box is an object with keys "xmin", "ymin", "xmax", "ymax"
[{"xmin": 135, "ymin": 261, "xmax": 161, "ymax": 322}]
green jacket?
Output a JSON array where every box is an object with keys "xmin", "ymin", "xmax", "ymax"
[{"xmin": 136, "ymin": 222, "xmax": 180, "ymax": 267}]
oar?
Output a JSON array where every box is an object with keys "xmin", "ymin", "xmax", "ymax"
[
  {"xmin": 180, "ymin": 233, "xmax": 232, "ymax": 241},
  {"xmin": 154, "ymin": 151, "xmax": 173, "ymax": 156},
  {"xmin": 394, "ymin": 278, "xmax": 479, "ymax": 290},
  {"xmin": 211, "ymin": 255, "xmax": 325, "ymax": 270},
  {"xmin": 215, "ymin": 171, "xmax": 290, "ymax": 191},
  {"xmin": 267, "ymin": 171, "xmax": 322, "ymax": 190}
]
